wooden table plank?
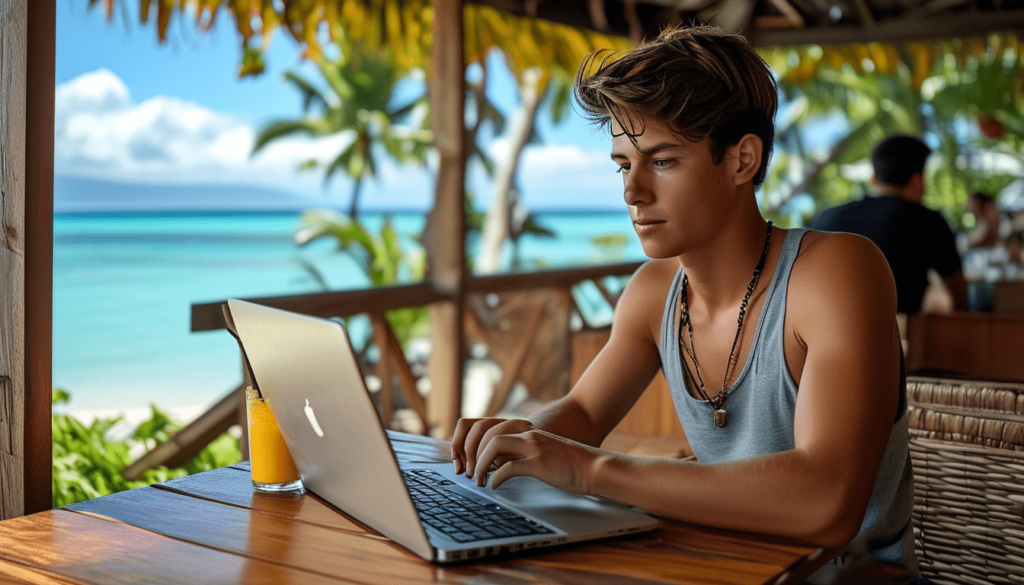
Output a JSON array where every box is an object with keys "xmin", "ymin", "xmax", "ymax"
[
  {"xmin": 157, "ymin": 466, "xmax": 374, "ymax": 536},
  {"xmin": 1, "ymin": 433, "xmax": 825, "ymax": 584},
  {"xmin": 65, "ymin": 486, "xmax": 459, "ymax": 585},
  {"xmin": 0, "ymin": 509, "xmax": 348, "ymax": 585},
  {"xmin": 0, "ymin": 557, "xmax": 86, "ymax": 585},
  {"xmin": 65, "ymin": 481, "xmax": 821, "ymax": 584}
]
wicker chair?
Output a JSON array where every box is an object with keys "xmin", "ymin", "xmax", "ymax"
[{"xmin": 907, "ymin": 376, "xmax": 1024, "ymax": 584}]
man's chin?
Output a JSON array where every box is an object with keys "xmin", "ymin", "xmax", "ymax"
[{"xmin": 639, "ymin": 244, "xmax": 680, "ymax": 260}]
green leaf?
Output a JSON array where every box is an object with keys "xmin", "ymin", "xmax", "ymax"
[
  {"xmin": 283, "ymin": 71, "xmax": 331, "ymax": 114},
  {"xmin": 251, "ymin": 119, "xmax": 335, "ymax": 154},
  {"xmin": 547, "ymin": 76, "xmax": 573, "ymax": 124}
]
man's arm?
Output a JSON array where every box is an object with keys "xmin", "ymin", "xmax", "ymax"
[
  {"xmin": 450, "ymin": 260, "xmax": 668, "ymax": 477},
  {"xmin": 942, "ymin": 270, "xmax": 969, "ymax": 311},
  {"xmin": 930, "ymin": 210, "xmax": 968, "ymax": 310},
  {"xmin": 475, "ymin": 233, "xmax": 900, "ymax": 549}
]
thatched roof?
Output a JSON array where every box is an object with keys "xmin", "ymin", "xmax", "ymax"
[
  {"xmin": 105, "ymin": 1, "xmax": 1024, "ymax": 81},
  {"xmin": 477, "ymin": 0, "xmax": 1024, "ymax": 46}
]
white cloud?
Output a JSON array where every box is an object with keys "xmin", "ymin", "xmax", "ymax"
[
  {"xmin": 54, "ymin": 69, "xmax": 379, "ymax": 198},
  {"xmin": 53, "ymin": 69, "xmax": 621, "ymax": 210}
]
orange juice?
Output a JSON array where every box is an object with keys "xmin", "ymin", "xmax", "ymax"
[{"xmin": 245, "ymin": 387, "xmax": 300, "ymax": 486}]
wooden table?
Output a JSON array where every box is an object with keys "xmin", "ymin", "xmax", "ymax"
[{"xmin": 0, "ymin": 436, "xmax": 830, "ymax": 584}]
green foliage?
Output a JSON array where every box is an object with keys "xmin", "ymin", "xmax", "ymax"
[
  {"xmin": 767, "ymin": 36, "xmax": 1024, "ymax": 223},
  {"xmin": 253, "ymin": 34, "xmax": 431, "ymax": 220},
  {"xmin": 52, "ymin": 389, "xmax": 241, "ymax": 508},
  {"xmin": 295, "ymin": 211, "xmax": 429, "ymax": 347},
  {"xmin": 590, "ymin": 233, "xmax": 629, "ymax": 261}
]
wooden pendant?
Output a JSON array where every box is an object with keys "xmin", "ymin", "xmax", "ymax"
[{"xmin": 714, "ymin": 409, "xmax": 727, "ymax": 428}]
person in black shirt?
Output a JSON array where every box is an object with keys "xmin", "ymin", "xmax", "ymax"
[{"xmin": 809, "ymin": 135, "xmax": 968, "ymax": 314}]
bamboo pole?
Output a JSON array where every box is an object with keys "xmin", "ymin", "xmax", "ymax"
[{"xmin": 424, "ymin": 0, "xmax": 468, "ymax": 439}]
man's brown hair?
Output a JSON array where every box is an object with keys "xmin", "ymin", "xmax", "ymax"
[{"xmin": 574, "ymin": 25, "xmax": 778, "ymax": 189}]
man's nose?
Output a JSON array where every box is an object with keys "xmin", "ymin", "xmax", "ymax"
[{"xmin": 623, "ymin": 169, "xmax": 653, "ymax": 206}]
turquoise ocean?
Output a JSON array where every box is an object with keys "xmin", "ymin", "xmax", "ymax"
[{"xmin": 54, "ymin": 210, "xmax": 644, "ymax": 413}]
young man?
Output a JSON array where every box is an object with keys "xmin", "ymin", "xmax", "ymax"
[
  {"xmin": 810, "ymin": 135, "xmax": 968, "ymax": 314},
  {"xmin": 451, "ymin": 26, "xmax": 918, "ymax": 583}
]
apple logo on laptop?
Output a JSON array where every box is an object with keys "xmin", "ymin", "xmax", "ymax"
[{"xmin": 304, "ymin": 399, "xmax": 325, "ymax": 437}]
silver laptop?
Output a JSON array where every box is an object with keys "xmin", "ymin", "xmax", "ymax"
[{"xmin": 226, "ymin": 299, "xmax": 658, "ymax": 563}]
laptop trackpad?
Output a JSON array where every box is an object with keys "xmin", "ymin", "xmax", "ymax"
[{"xmin": 439, "ymin": 467, "xmax": 653, "ymax": 536}]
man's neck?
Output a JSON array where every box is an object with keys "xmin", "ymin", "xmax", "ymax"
[
  {"xmin": 873, "ymin": 185, "xmax": 905, "ymax": 198},
  {"xmin": 676, "ymin": 203, "xmax": 772, "ymax": 314},
  {"xmin": 873, "ymin": 183, "xmax": 922, "ymax": 204}
]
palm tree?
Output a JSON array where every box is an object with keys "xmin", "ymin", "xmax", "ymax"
[{"xmin": 252, "ymin": 41, "xmax": 431, "ymax": 221}]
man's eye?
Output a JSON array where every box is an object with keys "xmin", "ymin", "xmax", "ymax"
[
  {"xmin": 616, "ymin": 165, "xmax": 629, "ymax": 173},
  {"xmin": 653, "ymin": 159, "xmax": 672, "ymax": 168}
]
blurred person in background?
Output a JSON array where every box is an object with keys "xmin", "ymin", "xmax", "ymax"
[
  {"xmin": 810, "ymin": 135, "xmax": 968, "ymax": 314},
  {"xmin": 1005, "ymin": 231, "xmax": 1024, "ymax": 279},
  {"xmin": 964, "ymin": 192, "xmax": 1003, "ymax": 249}
]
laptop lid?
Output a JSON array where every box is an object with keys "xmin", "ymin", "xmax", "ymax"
[{"xmin": 226, "ymin": 299, "xmax": 434, "ymax": 560}]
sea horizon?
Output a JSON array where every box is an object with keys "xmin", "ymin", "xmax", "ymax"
[{"xmin": 53, "ymin": 207, "xmax": 640, "ymax": 419}]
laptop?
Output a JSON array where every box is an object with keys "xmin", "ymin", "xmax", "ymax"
[{"xmin": 225, "ymin": 299, "xmax": 658, "ymax": 563}]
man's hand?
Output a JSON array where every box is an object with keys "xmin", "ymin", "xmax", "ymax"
[
  {"xmin": 450, "ymin": 417, "xmax": 535, "ymax": 477},
  {"xmin": 473, "ymin": 428, "xmax": 603, "ymax": 494}
]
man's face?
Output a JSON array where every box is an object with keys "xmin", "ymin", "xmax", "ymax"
[{"xmin": 610, "ymin": 118, "xmax": 736, "ymax": 259}]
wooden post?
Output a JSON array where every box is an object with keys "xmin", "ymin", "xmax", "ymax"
[
  {"xmin": 424, "ymin": 0, "xmax": 467, "ymax": 439},
  {"xmin": 1, "ymin": 0, "xmax": 55, "ymax": 520}
]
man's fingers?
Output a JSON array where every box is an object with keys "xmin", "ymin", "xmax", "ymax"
[
  {"xmin": 488, "ymin": 459, "xmax": 528, "ymax": 490},
  {"xmin": 477, "ymin": 420, "xmax": 524, "ymax": 472},
  {"xmin": 464, "ymin": 419, "xmax": 502, "ymax": 477},
  {"xmin": 474, "ymin": 434, "xmax": 528, "ymax": 486},
  {"xmin": 450, "ymin": 418, "xmax": 478, "ymax": 475}
]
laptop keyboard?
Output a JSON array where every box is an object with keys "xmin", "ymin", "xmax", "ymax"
[{"xmin": 402, "ymin": 469, "xmax": 554, "ymax": 543}]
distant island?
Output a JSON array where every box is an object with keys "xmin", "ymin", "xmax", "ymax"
[
  {"xmin": 53, "ymin": 175, "xmax": 630, "ymax": 215},
  {"xmin": 54, "ymin": 175, "xmax": 336, "ymax": 213}
]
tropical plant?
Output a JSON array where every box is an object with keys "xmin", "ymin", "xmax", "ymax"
[
  {"xmin": 760, "ymin": 35, "xmax": 1024, "ymax": 228},
  {"xmin": 52, "ymin": 389, "xmax": 241, "ymax": 507},
  {"xmin": 252, "ymin": 32, "xmax": 431, "ymax": 221},
  {"xmin": 96, "ymin": 1, "xmax": 628, "ymax": 82},
  {"xmin": 295, "ymin": 210, "xmax": 429, "ymax": 346}
]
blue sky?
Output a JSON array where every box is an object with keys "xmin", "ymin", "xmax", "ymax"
[{"xmin": 55, "ymin": 2, "xmax": 624, "ymax": 211}]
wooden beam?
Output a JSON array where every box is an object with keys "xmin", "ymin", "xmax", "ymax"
[
  {"xmin": 467, "ymin": 261, "xmax": 643, "ymax": 294},
  {"xmin": 465, "ymin": 0, "xmax": 663, "ymax": 41},
  {"xmin": 1, "ymin": 0, "xmax": 54, "ymax": 521},
  {"xmin": 592, "ymin": 278, "xmax": 619, "ymax": 308},
  {"xmin": 369, "ymin": 314, "xmax": 395, "ymax": 429},
  {"xmin": 425, "ymin": 0, "xmax": 468, "ymax": 438},
  {"xmin": 122, "ymin": 385, "xmax": 244, "ymax": 481},
  {"xmin": 0, "ymin": 0, "xmax": 29, "ymax": 524},
  {"xmin": 849, "ymin": 0, "xmax": 876, "ymax": 27},
  {"xmin": 623, "ymin": 0, "xmax": 643, "ymax": 45},
  {"xmin": 378, "ymin": 319, "xmax": 428, "ymax": 432},
  {"xmin": 588, "ymin": 0, "xmax": 610, "ymax": 31},
  {"xmin": 768, "ymin": 0, "xmax": 805, "ymax": 28},
  {"xmin": 191, "ymin": 283, "xmax": 442, "ymax": 332},
  {"xmin": 751, "ymin": 10, "xmax": 1024, "ymax": 46},
  {"xmin": 710, "ymin": 0, "xmax": 757, "ymax": 33},
  {"xmin": 483, "ymin": 304, "xmax": 544, "ymax": 417}
]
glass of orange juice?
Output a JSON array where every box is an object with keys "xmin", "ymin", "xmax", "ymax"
[{"xmin": 245, "ymin": 387, "xmax": 304, "ymax": 494}]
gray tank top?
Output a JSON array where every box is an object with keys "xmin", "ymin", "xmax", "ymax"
[{"xmin": 658, "ymin": 228, "xmax": 918, "ymax": 584}]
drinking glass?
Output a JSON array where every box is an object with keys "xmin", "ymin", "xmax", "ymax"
[{"xmin": 245, "ymin": 387, "xmax": 304, "ymax": 493}]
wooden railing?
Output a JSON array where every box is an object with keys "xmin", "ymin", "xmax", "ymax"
[{"xmin": 124, "ymin": 261, "xmax": 644, "ymax": 479}]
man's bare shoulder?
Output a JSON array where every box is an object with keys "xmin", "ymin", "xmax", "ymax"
[
  {"xmin": 615, "ymin": 259, "xmax": 679, "ymax": 342},
  {"xmin": 789, "ymin": 230, "xmax": 897, "ymax": 331},
  {"xmin": 623, "ymin": 258, "xmax": 678, "ymax": 305}
]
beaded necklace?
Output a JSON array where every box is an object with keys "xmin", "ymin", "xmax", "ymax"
[{"xmin": 678, "ymin": 221, "xmax": 773, "ymax": 428}]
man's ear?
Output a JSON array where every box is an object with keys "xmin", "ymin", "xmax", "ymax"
[
  {"xmin": 731, "ymin": 134, "xmax": 763, "ymax": 186},
  {"xmin": 905, "ymin": 172, "xmax": 925, "ymax": 202}
]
